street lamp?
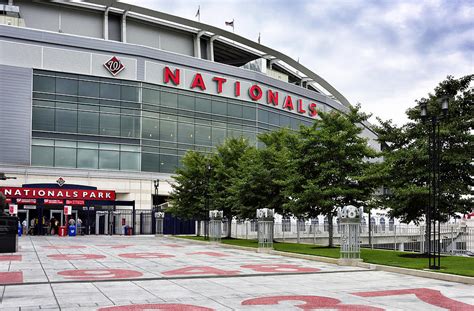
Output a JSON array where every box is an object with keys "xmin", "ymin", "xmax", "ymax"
[
  {"xmin": 153, "ymin": 179, "xmax": 160, "ymax": 210},
  {"xmin": 153, "ymin": 179, "xmax": 160, "ymax": 235},
  {"xmin": 420, "ymin": 97, "xmax": 449, "ymax": 270}
]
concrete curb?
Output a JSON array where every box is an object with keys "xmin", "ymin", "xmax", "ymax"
[{"xmin": 169, "ymin": 236, "xmax": 474, "ymax": 285}]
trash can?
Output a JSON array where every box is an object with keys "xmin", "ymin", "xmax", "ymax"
[
  {"xmin": 58, "ymin": 226, "xmax": 67, "ymax": 237},
  {"xmin": 0, "ymin": 216, "xmax": 18, "ymax": 253},
  {"xmin": 68, "ymin": 225, "xmax": 76, "ymax": 237}
]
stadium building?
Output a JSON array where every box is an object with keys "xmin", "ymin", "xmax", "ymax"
[{"xmin": 0, "ymin": 0, "xmax": 379, "ymax": 235}]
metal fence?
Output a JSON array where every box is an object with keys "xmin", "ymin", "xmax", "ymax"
[{"xmin": 228, "ymin": 221, "xmax": 474, "ymax": 256}]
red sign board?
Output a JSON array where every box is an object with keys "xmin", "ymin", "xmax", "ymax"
[
  {"xmin": 44, "ymin": 199, "xmax": 64, "ymax": 205},
  {"xmin": 17, "ymin": 198, "xmax": 37, "ymax": 204},
  {"xmin": 64, "ymin": 205, "xmax": 72, "ymax": 215},
  {"xmin": 9, "ymin": 204, "xmax": 18, "ymax": 215},
  {"xmin": 0, "ymin": 187, "xmax": 116, "ymax": 201},
  {"xmin": 66, "ymin": 200, "xmax": 85, "ymax": 205}
]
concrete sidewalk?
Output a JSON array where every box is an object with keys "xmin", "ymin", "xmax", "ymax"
[{"xmin": 0, "ymin": 235, "xmax": 473, "ymax": 310}]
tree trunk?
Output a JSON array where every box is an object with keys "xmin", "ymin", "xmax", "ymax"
[
  {"xmin": 226, "ymin": 216, "xmax": 232, "ymax": 238},
  {"xmin": 328, "ymin": 212, "xmax": 334, "ymax": 247},
  {"xmin": 368, "ymin": 208, "xmax": 372, "ymax": 248},
  {"xmin": 196, "ymin": 220, "xmax": 201, "ymax": 237}
]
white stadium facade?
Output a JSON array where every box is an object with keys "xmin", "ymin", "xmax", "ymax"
[{"xmin": 0, "ymin": 0, "xmax": 381, "ymax": 235}]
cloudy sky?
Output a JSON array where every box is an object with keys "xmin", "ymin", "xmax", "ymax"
[{"xmin": 123, "ymin": 0, "xmax": 473, "ymax": 125}]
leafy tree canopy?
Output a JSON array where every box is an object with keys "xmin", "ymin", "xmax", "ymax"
[{"xmin": 376, "ymin": 75, "xmax": 473, "ymax": 223}]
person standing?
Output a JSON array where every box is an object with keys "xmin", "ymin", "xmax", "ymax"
[
  {"xmin": 22, "ymin": 219, "xmax": 27, "ymax": 235},
  {"xmin": 77, "ymin": 218, "xmax": 82, "ymax": 235}
]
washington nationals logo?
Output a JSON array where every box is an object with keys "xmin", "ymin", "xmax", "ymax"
[{"xmin": 104, "ymin": 56, "xmax": 125, "ymax": 76}]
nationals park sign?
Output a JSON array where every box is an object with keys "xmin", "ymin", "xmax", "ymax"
[{"xmin": 0, "ymin": 187, "xmax": 116, "ymax": 201}]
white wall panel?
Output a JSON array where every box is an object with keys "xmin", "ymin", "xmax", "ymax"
[
  {"xmin": 0, "ymin": 40, "xmax": 42, "ymax": 69},
  {"xmin": 43, "ymin": 47, "xmax": 91, "ymax": 75}
]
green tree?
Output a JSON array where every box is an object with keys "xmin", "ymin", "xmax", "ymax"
[
  {"xmin": 168, "ymin": 151, "xmax": 211, "ymax": 236},
  {"xmin": 230, "ymin": 129, "xmax": 297, "ymax": 220},
  {"xmin": 376, "ymin": 75, "xmax": 473, "ymax": 223},
  {"xmin": 210, "ymin": 137, "xmax": 252, "ymax": 237},
  {"xmin": 286, "ymin": 105, "xmax": 378, "ymax": 246}
]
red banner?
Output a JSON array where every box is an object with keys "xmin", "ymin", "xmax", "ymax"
[
  {"xmin": 0, "ymin": 187, "xmax": 116, "ymax": 201},
  {"xmin": 17, "ymin": 198, "xmax": 37, "ymax": 204},
  {"xmin": 66, "ymin": 200, "xmax": 85, "ymax": 205},
  {"xmin": 44, "ymin": 199, "xmax": 64, "ymax": 205}
]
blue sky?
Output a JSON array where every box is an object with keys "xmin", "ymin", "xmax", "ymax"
[{"xmin": 124, "ymin": 0, "xmax": 473, "ymax": 125}]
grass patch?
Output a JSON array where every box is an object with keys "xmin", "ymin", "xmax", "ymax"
[{"xmin": 175, "ymin": 235, "xmax": 474, "ymax": 277}]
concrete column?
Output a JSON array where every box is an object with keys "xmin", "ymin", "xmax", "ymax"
[
  {"xmin": 121, "ymin": 10, "xmax": 129, "ymax": 43},
  {"xmin": 194, "ymin": 30, "xmax": 206, "ymax": 59},
  {"xmin": 209, "ymin": 35, "xmax": 219, "ymax": 61},
  {"xmin": 103, "ymin": 7, "xmax": 110, "ymax": 40}
]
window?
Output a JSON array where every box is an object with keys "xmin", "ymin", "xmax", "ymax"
[
  {"xmin": 243, "ymin": 106, "xmax": 256, "ymax": 120},
  {"xmin": 280, "ymin": 114, "xmax": 290, "ymax": 127},
  {"xmin": 120, "ymin": 151, "xmax": 140, "ymax": 171},
  {"xmin": 228, "ymin": 102, "xmax": 242, "ymax": 118},
  {"xmin": 258, "ymin": 109, "xmax": 269, "ymax": 124},
  {"xmin": 100, "ymin": 113, "xmax": 121, "ymax": 136},
  {"xmin": 161, "ymin": 91, "xmax": 177, "ymax": 108},
  {"xmin": 160, "ymin": 120, "xmax": 177, "ymax": 142},
  {"xmin": 142, "ymin": 153, "xmax": 159, "ymax": 172},
  {"xmin": 56, "ymin": 78, "xmax": 78, "ymax": 96},
  {"xmin": 99, "ymin": 150, "xmax": 119, "ymax": 170},
  {"xmin": 160, "ymin": 154, "xmax": 178, "ymax": 173},
  {"xmin": 32, "ymin": 107, "xmax": 55, "ymax": 131},
  {"xmin": 121, "ymin": 85, "xmax": 138, "ymax": 102},
  {"xmin": 178, "ymin": 123, "xmax": 194, "ymax": 144},
  {"xmin": 212, "ymin": 100, "xmax": 226, "ymax": 115},
  {"xmin": 142, "ymin": 117, "xmax": 159, "ymax": 140},
  {"xmin": 54, "ymin": 147, "xmax": 76, "ymax": 168},
  {"xmin": 195, "ymin": 125, "xmax": 211, "ymax": 146},
  {"xmin": 212, "ymin": 127, "xmax": 226, "ymax": 146},
  {"xmin": 31, "ymin": 146, "xmax": 54, "ymax": 166},
  {"xmin": 143, "ymin": 88, "xmax": 160, "ymax": 104},
  {"xmin": 33, "ymin": 75, "xmax": 55, "ymax": 93},
  {"xmin": 100, "ymin": 83, "xmax": 121, "ymax": 100},
  {"xmin": 178, "ymin": 94, "xmax": 194, "ymax": 111},
  {"xmin": 195, "ymin": 97, "xmax": 211, "ymax": 113},
  {"xmin": 77, "ymin": 148, "xmax": 98, "ymax": 169},
  {"xmin": 121, "ymin": 115, "xmax": 140, "ymax": 138},
  {"xmin": 55, "ymin": 109, "xmax": 77, "ymax": 133},
  {"xmin": 269, "ymin": 112, "xmax": 279, "ymax": 126},
  {"xmin": 78, "ymin": 111, "xmax": 99, "ymax": 135},
  {"xmin": 78, "ymin": 80, "xmax": 99, "ymax": 98},
  {"xmin": 389, "ymin": 218, "xmax": 395, "ymax": 231}
]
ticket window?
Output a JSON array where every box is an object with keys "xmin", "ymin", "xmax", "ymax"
[{"xmin": 50, "ymin": 210, "xmax": 64, "ymax": 226}]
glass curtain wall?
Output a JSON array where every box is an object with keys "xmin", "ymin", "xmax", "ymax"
[{"xmin": 32, "ymin": 70, "xmax": 313, "ymax": 173}]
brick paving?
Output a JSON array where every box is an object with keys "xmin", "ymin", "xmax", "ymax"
[{"xmin": 0, "ymin": 235, "xmax": 473, "ymax": 310}]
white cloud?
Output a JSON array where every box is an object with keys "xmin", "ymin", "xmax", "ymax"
[{"xmin": 122, "ymin": 0, "xmax": 473, "ymax": 126}]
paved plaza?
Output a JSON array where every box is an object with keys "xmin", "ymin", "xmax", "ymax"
[{"xmin": 0, "ymin": 235, "xmax": 473, "ymax": 310}]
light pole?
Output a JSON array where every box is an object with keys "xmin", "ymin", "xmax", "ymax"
[
  {"xmin": 153, "ymin": 179, "xmax": 160, "ymax": 234},
  {"xmin": 420, "ymin": 97, "xmax": 449, "ymax": 270},
  {"xmin": 154, "ymin": 179, "xmax": 160, "ymax": 209}
]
